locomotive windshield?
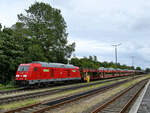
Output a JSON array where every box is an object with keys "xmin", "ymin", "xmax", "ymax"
[{"xmin": 17, "ymin": 66, "xmax": 29, "ymax": 71}]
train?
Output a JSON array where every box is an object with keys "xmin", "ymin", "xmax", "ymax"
[{"xmin": 15, "ymin": 61, "xmax": 144, "ymax": 87}]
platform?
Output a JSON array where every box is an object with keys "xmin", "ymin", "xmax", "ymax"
[{"xmin": 129, "ymin": 80, "xmax": 150, "ymax": 113}]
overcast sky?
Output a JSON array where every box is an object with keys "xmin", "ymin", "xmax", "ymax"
[{"xmin": 1, "ymin": 0, "xmax": 150, "ymax": 69}]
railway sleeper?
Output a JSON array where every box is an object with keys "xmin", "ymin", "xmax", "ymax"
[
  {"xmin": 101, "ymin": 111, "xmax": 118, "ymax": 113},
  {"xmin": 102, "ymin": 107, "xmax": 121, "ymax": 111},
  {"xmin": 33, "ymin": 105, "xmax": 48, "ymax": 109},
  {"xmin": 102, "ymin": 108, "xmax": 121, "ymax": 112},
  {"xmin": 32, "ymin": 107, "xmax": 44, "ymax": 111},
  {"xmin": 17, "ymin": 110, "xmax": 32, "ymax": 113},
  {"xmin": 20, "ymin": 109, "xmax": 36, "ymax": 112}
]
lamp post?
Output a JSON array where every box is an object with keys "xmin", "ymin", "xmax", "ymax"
[
  {"xmin": 130, "ymin": 56, "xmax": 135, "ymax": 78},
  {"xmin": 130, "ymin": 56, "xmax": 134, "ymax": 67},
  {"xmin": 112, "ymin": 43, "xmax": 121, "ymax": 68}
]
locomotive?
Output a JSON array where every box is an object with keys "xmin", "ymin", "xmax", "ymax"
[
  {"xmin": 15, "ymin": 62, "xmax": 81, "ymax": 87},
  {"xmin": 15, "ymin": 61, "xmax": 142, "ymax": 87}
]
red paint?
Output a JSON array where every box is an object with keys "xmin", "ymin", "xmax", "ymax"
[{"xmin": 15, "ymin": 63, "xmax": 81, "ymax": 81}]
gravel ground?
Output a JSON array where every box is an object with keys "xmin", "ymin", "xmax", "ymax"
[
  {"xmin": 0, "ymin": 79, "xmax": 120, "ymax": 111},
  {"xmin": 0, "ymin": 78, "xmax": 121, "ymax": 99},
  {"xmin": 1, "ymin": 75, "xmax": 148, "ymax": 111},
  {"xmin": 45, "ymin": 76, "xmax": 150, "ymax": 113}
]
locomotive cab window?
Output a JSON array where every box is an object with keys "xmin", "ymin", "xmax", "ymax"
[
  {"xmin": 18, "ymin": 66, "xmax": 29, "ymax": 71},
  {"xmin": 34, "ymin": 67, "xmax": 37, "ymax": 72}
]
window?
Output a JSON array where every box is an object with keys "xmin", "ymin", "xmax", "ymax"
[
  {"xmin": 34, "ymin": 67, "xmax": 37, "ymax": 72},
  {"xmin": 18, "ymin": 66, "xmax": 29, "ymax": 71}
]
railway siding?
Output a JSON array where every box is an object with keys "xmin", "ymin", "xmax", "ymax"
[
  {"xmin": 0, "ymin": 78, "xmax": 127, "ymax": 105},
  {"xmin": 92, "ymin": 79, "xmax": 147, "ymax": 113},
  {"xmin": 0, "ymin": 77, "xmax": 125, "ymax": 98},
  {"xmin": 2, "ymin": 78, "xmax": 131, "ymax": 113},
  {"xmin": 0, "ymin": 78, "xmax": 127, "ymax": 111},
  {"xmin": 42, "ymin": 74, "xmax": 150, "ymax": 113}
]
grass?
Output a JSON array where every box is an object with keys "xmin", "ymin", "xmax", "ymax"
[
  {"xmin": 0, "ymin": 77, "xmax": 130, "ymax": 99},
  {"xmin": 0, "ymin": 87, "xmax": 17, "ymax": 91},
  {"xmin": 0, "ymin": 84, "xmax": 4, "ymax": 87},
  {"xmin": 48, "ymin": 74, "xmax": 150, "ymax": 113},
  {"xmin": 0, "ymin": 81, "xmax": 16, "ymax": 91},
  {"xmin": 0, "ymin": 99, "xmax": 38, "ymax": 110},
  {"xmin": 0, "ymin": 85, "xmax": 17, "ymax": 91},
  {"xmin": 0, "ymin": 79, "xmax": 122, "ymax": 111}
]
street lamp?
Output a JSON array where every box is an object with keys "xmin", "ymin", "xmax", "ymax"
[
  {"xmin": 112, "ymin": 43, "xmax": 122, "ymax": 68},
  {"xmin": 130, "ymin": 56, "xmax": 134, "ymax": 67}
]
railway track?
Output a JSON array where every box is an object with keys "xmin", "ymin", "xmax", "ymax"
[
  {"xmin": 0, "ymin": 75, "xmax": 142, "ymax": 96},
  {"xmin": 0, "ymin": 77, "xmax": 120, "ymax": 96},
  {"xmin": 0, "ymin": 82, "xmax": 82, "ymax": 95},
  {"xmin": 4, "ymin": 78, "xmax": 136, "ymax": 113},
  {"xmin": 0, "ymin": 87, "xmax": 26, "ymax": 95},
  {"xmin": 0, "ymin": 77, "xmax": 131, "ymax": 105},
  {"xmin": 92, "ymin": 79, "xmax": 147, "ymax": 113}
]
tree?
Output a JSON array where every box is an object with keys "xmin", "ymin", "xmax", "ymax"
[
  {"xmin": 0, "ymin": 27, "xmax": 25, "ymax": 84},
  {"xmin": 0, "ymin": 24, "xmax": 5, "ymax": 84},
  {"xmin": 93, "ymin": 56, "xmax": 98, "ymax": 62},
  {"xmin": 145, "ymin": 68, "xmax": 150, "ymax": 73},
  {"xmin": 130, "ymin": 66, "xmax": 135, "ymax": 70},
  {"xmin": 17, "ymin": 2, "xmax": 75, "ymax": 63},
  {"xmin": 0, "ymin": 2, "xmax": 76, "ymax": 84},
  {"xmin": 70, "ymin": 55, "xmax": 142, "ymax": 71},
  {"xmin": 136, "ymin": 67, "xmax": 141, "ymax": 70},
  {"xmin": 12, "ymin": 22, "xmax": 48, "ymax": 62}
]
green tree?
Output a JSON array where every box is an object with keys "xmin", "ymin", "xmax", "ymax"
[
  {"xmin": 135, "ymin": 67, "xmax": 141, "ymax": 70},
  {"xmin": 130, "ymin": 66, "xmax": 135, "ymax": 70},
  {"xmin": 12, "ymin": 22, "xmax": 47, "ymax": 62},
  {"xmin": 0, "ymin": 27, "xmax": 25, "ymax": 84},
  {"xmin": 145, "ymin": 68, "xmax": 150, "ymax": 73},
  {"xmin": 93, "ymin": 55, "xmax": 98, "ymax": 62},
  {"xmin": 70, "ymin": 55, "xmax": 142, "ymax": 71},
  {"xmin": 0, "ymin": 24, "xmax": 5, "ymax": 84},
  {"xmin": 17, "ymin": 2, "xmax": 75, "ymax": 63},
  {"xmin": 0, "ymin": 2, "xmax": 76, "ymax": 84}
]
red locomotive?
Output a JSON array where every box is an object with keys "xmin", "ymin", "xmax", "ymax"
[
  {"xmin": 15, "ymin": 61, "xmax": 137, "ymax": 87},
  {"xmin": 15, "ymin": 62, "xmax": 81, "ymax": 86}
]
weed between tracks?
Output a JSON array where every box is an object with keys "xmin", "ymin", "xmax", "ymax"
[
  {"xmin": 0, "ymin": 79, "xmax": 124, "ymax": 111},
  {"xmin": 0, "ymin": 83, "xmax": 16, "ymax": 91},
  {"xmin": 49, "ymin": 75, "xmax": 150, "ymax": 113},
  {"xmin": 0, "ymin": 99, "xmax": 37, "ymax": 111},
  {"xmin": 0, "ymin": 78, "xmax": 120, "ymax": 98},
  {"xmin": 1, "ymin": 75, "xmax": 149, "ymax": 111},
  {"xmin": 0, "ymin": 87, "xmax": 17, "ymax": 91}
]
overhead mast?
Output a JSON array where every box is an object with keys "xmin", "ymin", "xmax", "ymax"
[{"xmin": 112, "ymin": 43, "xmax": 122, "ymax": 69}]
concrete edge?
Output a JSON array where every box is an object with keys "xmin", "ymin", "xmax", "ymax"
[{"xmin": 129, "ymin": 80, "xmax": 150, "ymax": 113}]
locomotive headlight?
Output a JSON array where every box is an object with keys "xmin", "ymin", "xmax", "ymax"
[
  {"xmin": 16, "ymin": 75, "xmax": 19, "ymax": 77},
  {"xmin": 23, "ymin": 75, "xmax": 27, "ymax": 77}
]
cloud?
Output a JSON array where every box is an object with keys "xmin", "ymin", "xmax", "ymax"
[{"xmin": 1, "ymin": 0, "xmax": 150, "ymax": 68}]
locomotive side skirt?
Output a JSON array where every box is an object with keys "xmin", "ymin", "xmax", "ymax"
[{"xmin": 28, "ymin": 77, "xmax": 81, "ymax": 84}]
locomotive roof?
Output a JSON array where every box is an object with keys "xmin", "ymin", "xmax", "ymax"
[{"xmin": 32, "ymin": 61, "xmax": 76, "ymax": 68}]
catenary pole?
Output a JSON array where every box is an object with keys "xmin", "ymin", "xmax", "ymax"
[{"xmin": 112, "ymin": 43, "xmax": 121, "ymax": 68}]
